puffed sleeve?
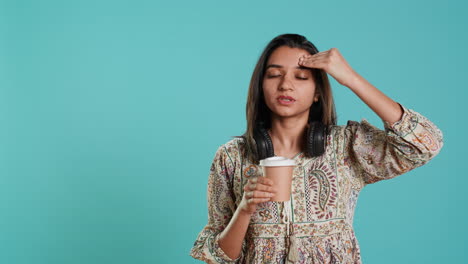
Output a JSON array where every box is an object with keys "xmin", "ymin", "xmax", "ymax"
[
  {"xmin": 189, "ymin": 145, "xmax": 245, "ymax": 263},
  {"xmin": 343, "ymin": 102, "xmax": 444, "ymax": 186}
]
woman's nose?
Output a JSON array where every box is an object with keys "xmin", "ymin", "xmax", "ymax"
[{"xmin": 279, "ymin": 78, "xmax": 294, "ymax": 91}]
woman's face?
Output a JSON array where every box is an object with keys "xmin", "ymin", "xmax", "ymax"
[{"xmin": 262, "ymin": 46, "xmax": 319, "ymax": 120}]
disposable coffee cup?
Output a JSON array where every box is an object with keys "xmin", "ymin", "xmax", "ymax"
[{"xmin": 259, "ymin": 157, "xmax": 296, "ymax": 202}]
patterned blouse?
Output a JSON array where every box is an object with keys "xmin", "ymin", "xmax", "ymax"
[{"xmin": 189, "ymin": 102, "xmax": 444, "ymax": 264}]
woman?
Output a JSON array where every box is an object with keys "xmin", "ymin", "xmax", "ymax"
[{"xmin": 189, "ymin": 33, "xmax": 444, "ymax": 263}]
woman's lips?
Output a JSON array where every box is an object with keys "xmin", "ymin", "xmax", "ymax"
[{"xmin": 277, "ymin": 97, "xmax": 295, "ymax": 105}]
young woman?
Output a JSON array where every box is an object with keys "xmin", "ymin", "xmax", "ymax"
[{"xmin": 189, "ymin": 34, "xmax": 444, "ymax": 264}]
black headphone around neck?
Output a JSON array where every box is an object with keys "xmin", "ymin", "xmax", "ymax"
[{"xmin": 253, "ymin": 121, "xmax": 328, "ymax": 160}]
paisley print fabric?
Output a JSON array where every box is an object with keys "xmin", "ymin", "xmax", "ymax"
[{"xmin": 189, "ymin": 103, "xmax": 444, "ymax": 263}]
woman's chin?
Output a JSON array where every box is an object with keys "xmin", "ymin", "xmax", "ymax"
[
  {"xmin": 271, "ymin": 112, "xmax": 300, "ymax": 119},
  {"xmin": 270, "ymin": 108, "xmax": 310, "ymax": 120}
]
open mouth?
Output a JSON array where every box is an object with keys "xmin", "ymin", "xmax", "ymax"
[{"xmin": 277, "ymin": 97, "xmax": 295, "ymax": 105}]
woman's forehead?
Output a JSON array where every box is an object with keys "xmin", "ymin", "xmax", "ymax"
[{"xmin": 267, "ymin": 46, "xmax": 310, "ymax": 67}]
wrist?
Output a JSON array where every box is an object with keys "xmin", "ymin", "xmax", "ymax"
[{"xmin": 238, "ymin": 207, "xmax": 254, "ymax": 217}]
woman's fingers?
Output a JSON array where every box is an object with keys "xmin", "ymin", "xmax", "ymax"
[
  {"xmin": 247, "ymin": 197, "xmax": 271, "ymax": 204},
  {"xmin": 245, "ymin": 190, "xmax": 275, "ymax": 199},
  {"xmin": 257, "ymin": 176, "xmax": 274, "ymax": 186},
  {"xmin": 250, "ymin": 176, "xmax": 273, "ymax": 185},
  {"xmin": 256, "ymin": 184, "xmax": 277, "ymax": 193},
  {"xmin": 246, "ymin": 176, "xmax": 274, "ymax": 188},
  {"xmin": 243, "ymin": 178, "xmax": 277, "ymax": 193},
  {"xmin": 298, "ymin": 50, "xmax": 330, "ymax": 69},
  {"xmin": 243, "ymin": 182, "xmax": 277, "ymax": 192},
  {"xmin": 241, "ymin": 177, "xmax": 278, "ymax": 210}
]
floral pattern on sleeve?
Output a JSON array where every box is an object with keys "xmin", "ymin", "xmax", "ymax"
[
  {"xmin": 189, "ymin": 145, "xmax": 245, "ymax": 263},
  {"xmin": 344, "ymin": 102, "xmax": 444, "ymax": 186}
]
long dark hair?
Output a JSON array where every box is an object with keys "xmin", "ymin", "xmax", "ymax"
[{"xmin": 233, "ymin": 33, "xmax": 337, "ymax": 164}]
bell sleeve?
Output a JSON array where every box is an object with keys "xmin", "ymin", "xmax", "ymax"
[
  {"xmin": 189, "ymin": 145, "xmax": 245, "ymax": 263},
  {"xmin": 343, "ymin": 102, "xmax": 444, "ymax": 186}
]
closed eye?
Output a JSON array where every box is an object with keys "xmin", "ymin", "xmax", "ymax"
[{"xmin": 266, "ymin": 75, "xmax": 308, "ymax": 80}]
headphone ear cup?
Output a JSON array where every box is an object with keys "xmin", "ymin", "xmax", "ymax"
[
  {"xmin": 306, "ymin": 121, "xmax": 327, "ymax": 157},
  {"xmin": 253, "ymin": 124, "xmax": 275, "ymax": 160}
]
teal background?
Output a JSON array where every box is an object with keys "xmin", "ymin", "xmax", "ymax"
[{"xmin": 1, "ymin": 0, "xmax": 466, "ymax": 263}]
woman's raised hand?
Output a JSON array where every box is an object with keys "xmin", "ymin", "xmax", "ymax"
[
  {"xmin": 239, "ymin": 176, "xmax": 277, "ymax": 215},
  {"xmin": 298, "ymin": 47, "xmax": 360, "ymax": 88}
]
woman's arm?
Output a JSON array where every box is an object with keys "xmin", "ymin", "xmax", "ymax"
[
  {"xmin": 189, "ymin": 145, "xmax": 244, "ymax": 264},
  {"xmin": 217, "ymin": 208, "xmax": 252, "ymax": 260},
  {"xmin": 299, "ymin": 48, "xmax": 443, "ymax": 186},
  {"xmin": 342, "ymin": 103, "xmax": 443, "ymax": 186},
  {"xmin": 298, "ymin": 47, "xmax": 403, "ymax": 125},
  {"xmin": 219, "ymin": 175, "xmax": 276, "ymax": 259},
  {"xmin": 190, "ymin": 144, "xmax": 275, "ymax": 263},
  {"xmin": 345, "ymin": 73, "xmax": 404, "ymax": 125}
]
